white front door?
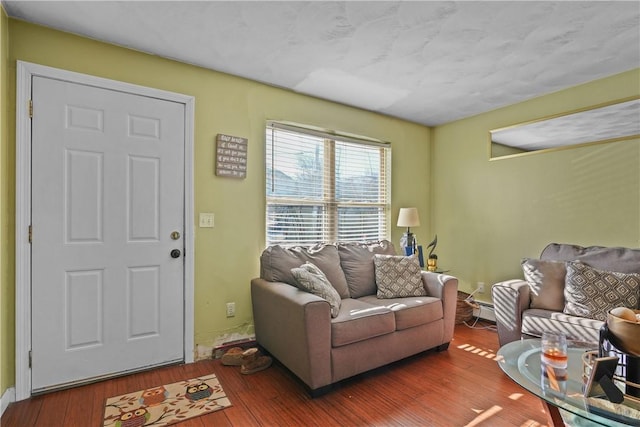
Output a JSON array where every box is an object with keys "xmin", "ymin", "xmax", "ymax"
[{"xmin": 30, "ymin": 76, "xmax": 186, "ymax": 393}]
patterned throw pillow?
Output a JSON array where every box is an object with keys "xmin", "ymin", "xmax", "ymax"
[
  {"xmin": 521, "ymin": 258, "xmax": 567, "ymax": 311},
  {"xmin": 373, "ymin": 255, "xmax": 426, "ymax": 299},
  {"xmin": 290, "ymin": 262, "xmax": 342, "ymax": 318},
  {"xmin": 564, "ymin": 261, "xmax": 640, "ymax": 321}
]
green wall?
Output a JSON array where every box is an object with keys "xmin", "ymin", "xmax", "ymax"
[
  {"xmin": 1, "ymin": 20, "xmax": 431, "ymax": 396},
  {"xmin": 432, "ymin": 69, "xmax": 640, "ymax": 303}
]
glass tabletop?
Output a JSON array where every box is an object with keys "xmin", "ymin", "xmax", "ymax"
[{"xmin": 497, "ymin": 339, "xmax": 640, "ymax": 426}]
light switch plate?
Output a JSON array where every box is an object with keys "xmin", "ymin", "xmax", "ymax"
[{"xmin": 199, "ymin": 213, "xmax": 214, "ymax": 228}]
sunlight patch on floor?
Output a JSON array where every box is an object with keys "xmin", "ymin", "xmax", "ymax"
[
  {"xmin": 454, "ymin": 343, "xmax": 547, "ymax": 426},
  {"xmin": 464, "ymin": 402, "xmax": 545, "ymax": 427},
  {"xmin": 464, "ymin": 405, "xmax": 502, "ymax": 427},
  {"xmin": 519, "ymin": 420, "xmax": 546, "ymax": 427},
  {"xmin": 457, "ymin": 343, "xmax": 499, "ymax": 360}
]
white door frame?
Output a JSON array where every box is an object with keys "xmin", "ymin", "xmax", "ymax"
[{"xmin": 15, "ymin": 61, "xmax": 195, "ymax": 400}]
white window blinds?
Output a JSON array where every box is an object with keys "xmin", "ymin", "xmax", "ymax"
[{"xmin": 266, "ymin": 122, "xmax": 391, "ymax": 247}]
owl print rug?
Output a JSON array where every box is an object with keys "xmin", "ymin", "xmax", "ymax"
[{"xmin": 103, "ymin": 373, "xmax": 231, "ymax": 426}]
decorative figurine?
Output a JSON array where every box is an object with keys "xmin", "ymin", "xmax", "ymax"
[
  {"xmin": 426, "ymin": 235, "xmax": 438, "ymax": 272},
  {"xmin": 427, "ymin": 254, "xmax": 438, "ymax": 272}
]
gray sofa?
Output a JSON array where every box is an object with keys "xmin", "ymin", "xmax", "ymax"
[
  {"xmin": 251, "ymin": 240, "xmax": 458, "ymax": 394},
  {"xmin": 492, "ymin": 243, "xmax": 640, "ymax": 347}
]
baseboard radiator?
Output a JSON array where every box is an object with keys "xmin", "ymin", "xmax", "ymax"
[{"xmin": 472, "ymin": 301, "xmax": 496, "ymax": 322}]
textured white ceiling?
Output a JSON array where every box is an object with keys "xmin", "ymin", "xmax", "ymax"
[{"xmin": 3, "ymin": 1, "xmax": 640, "ymax": 126}]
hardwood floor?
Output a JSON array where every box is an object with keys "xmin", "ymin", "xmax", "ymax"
[{"xmin": 2, "ymin": 322, "xmax": 549, "ymax": 426}]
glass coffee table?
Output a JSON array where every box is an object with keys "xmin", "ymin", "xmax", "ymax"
[{"xmin": 497, "ymin": 339, "xmax": 640, "ymax": 426}]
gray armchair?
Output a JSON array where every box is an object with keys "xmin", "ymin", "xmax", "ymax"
[{"xmin": 492, "ymin": 243, "xmax": 640, "ymax": 347}]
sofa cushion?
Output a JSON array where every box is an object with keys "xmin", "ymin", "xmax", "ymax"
[
  {"xmin": 330, "ymin": 298, "xmax": 395, "ymax": 347},
  {"xmin": 291, "ymin": 262, "xmax": 342, "ymax": 318},
  {"xmin": 338, "ymin": 240, "xmax": 396, "ymax": 298},
  {"xmin": 373, "ymin": 255, "xmax": 426, "ymax": 298},
  {"xmin": 521, "ymin": 308, "xmax": 603, "ymax": 343},
  {"xmin": 358, "ymin": 295, "xmax": 442, "ymax": 330},
  {"xmin": 563, "ymin": 261, "xmax": 640, "ymax": 321},
  {"xmin": 260, "ymin": 244, "xmax": 350, "ymax": 298},
  {"xmin": 521, "ymin": 258, "xmax": 566, "ymax": 311},
  {"xmin": 541, "ymin": 243, "xmax": 640, "ymax": 274}
]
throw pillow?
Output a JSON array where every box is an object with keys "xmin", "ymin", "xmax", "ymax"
[
  {"xmin": 564, "ymin": 261, "xmax": 640, "ymax": 321},
  {"xmin": 521, "ymin": 258, "xmax": 566, "ymax": 311},
  {"xmin": 290, "ymin": 262, "xmax": 342, "ymax": 318},
  {"xmin": 373, "ymin": 255, "xmax": 426, "ymax": 299}
]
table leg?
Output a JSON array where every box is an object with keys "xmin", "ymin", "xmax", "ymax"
[{"xmin": 541, "ymin": 400, "xmax": 564, "ymax": 427}]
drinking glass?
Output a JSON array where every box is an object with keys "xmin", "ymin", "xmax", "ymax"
[{"xmin": 541, "ymin": 331, "xmax": 568, "ymax": 396}]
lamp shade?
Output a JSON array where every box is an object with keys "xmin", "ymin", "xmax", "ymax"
[{"xmin": 397, "ymin": 207, "xmax": 420, "ymax": 227}]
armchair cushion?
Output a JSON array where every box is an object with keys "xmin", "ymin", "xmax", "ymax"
[
  {"xmin": 563, "ymin": 261, "xmax": 640, "ymax": 321},
  {"xmin": 521, "ymin": 309, "xmax": 603, "ymax": 343},
  {"xmin": 291, "ymin": 262, "xmax": 342, "ymax": 318},
  {"xmin": 373, "ymin": 255, "xmax": 426, "ymax": 299},
  {"xmin": 521, "ymin": 258, "xmax": 566, "ymax": 311}
]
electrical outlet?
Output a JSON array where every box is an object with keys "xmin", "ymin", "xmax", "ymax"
[
  {"xmin": 477, "ymin": 282, "xmax": 485, "ymax": 293},
  {"xmin": 226, "ymin": 302, "xmax": 236, "ymax": 317}
]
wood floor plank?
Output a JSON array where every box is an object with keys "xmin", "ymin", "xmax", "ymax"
[
  {"xmin": 62, "ymin": 384, "xmax": 97, "ymax": 426},
  {"xmin": 32, "ymin": 389, "xmax": 69, "ymax": 427},
  {"xmin": 2, "ymin": 322, "xmax": 549, "ymax": 426},
  {"xmin": 0, "ymin": 394, "xmax": 42, "ymax": 426}
]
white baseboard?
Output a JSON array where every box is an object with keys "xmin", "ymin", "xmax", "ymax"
[
  {"xmin": 473, "ymin": 301, "xmax": 496, "ymax": 322},
  {"xmin": 1, "ymin": 387, "xmax": 16, "ymax": 417}
]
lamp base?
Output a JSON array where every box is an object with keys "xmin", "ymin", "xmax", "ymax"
[{"xmin": 400, "ymin": 232, "xmax": 415, "ymax": 254}]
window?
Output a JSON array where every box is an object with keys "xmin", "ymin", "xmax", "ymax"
[{"xmin": 266, "ymin": 122, "xmax": 391, "ymax": 247}]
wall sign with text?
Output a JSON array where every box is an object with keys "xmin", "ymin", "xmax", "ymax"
[{"xmin": 215, "ymin": 134, "xmax": 248, "ymax": 179}]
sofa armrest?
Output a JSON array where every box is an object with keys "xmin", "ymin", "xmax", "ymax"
[
  {"xmin": 422, "ymin": 272, "xmax": 458, "ymax": 344},
  {"xmin": 491, "ymin": 280, "xmax": 531, "ymax": 347},
  {"xmin": 250, "ymin": 278, "xmax": 332, "ymax": 390}
]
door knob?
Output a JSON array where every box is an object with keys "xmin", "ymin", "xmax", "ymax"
[{"xmin": 170, "ymin": 249, "xmax": 181, "ymax": 258}]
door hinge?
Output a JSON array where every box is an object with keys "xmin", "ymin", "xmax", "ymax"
[
  {"xmin": 28, "ymin": 99, "xmax": 33, "ymax": 119},
  {"xmin": 28, "ymin": 225, "xmax": 32, "ymax": 243},
  {"xmin": 29, "ymin": 350, "xmax": 32, "ymax": 368}
]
